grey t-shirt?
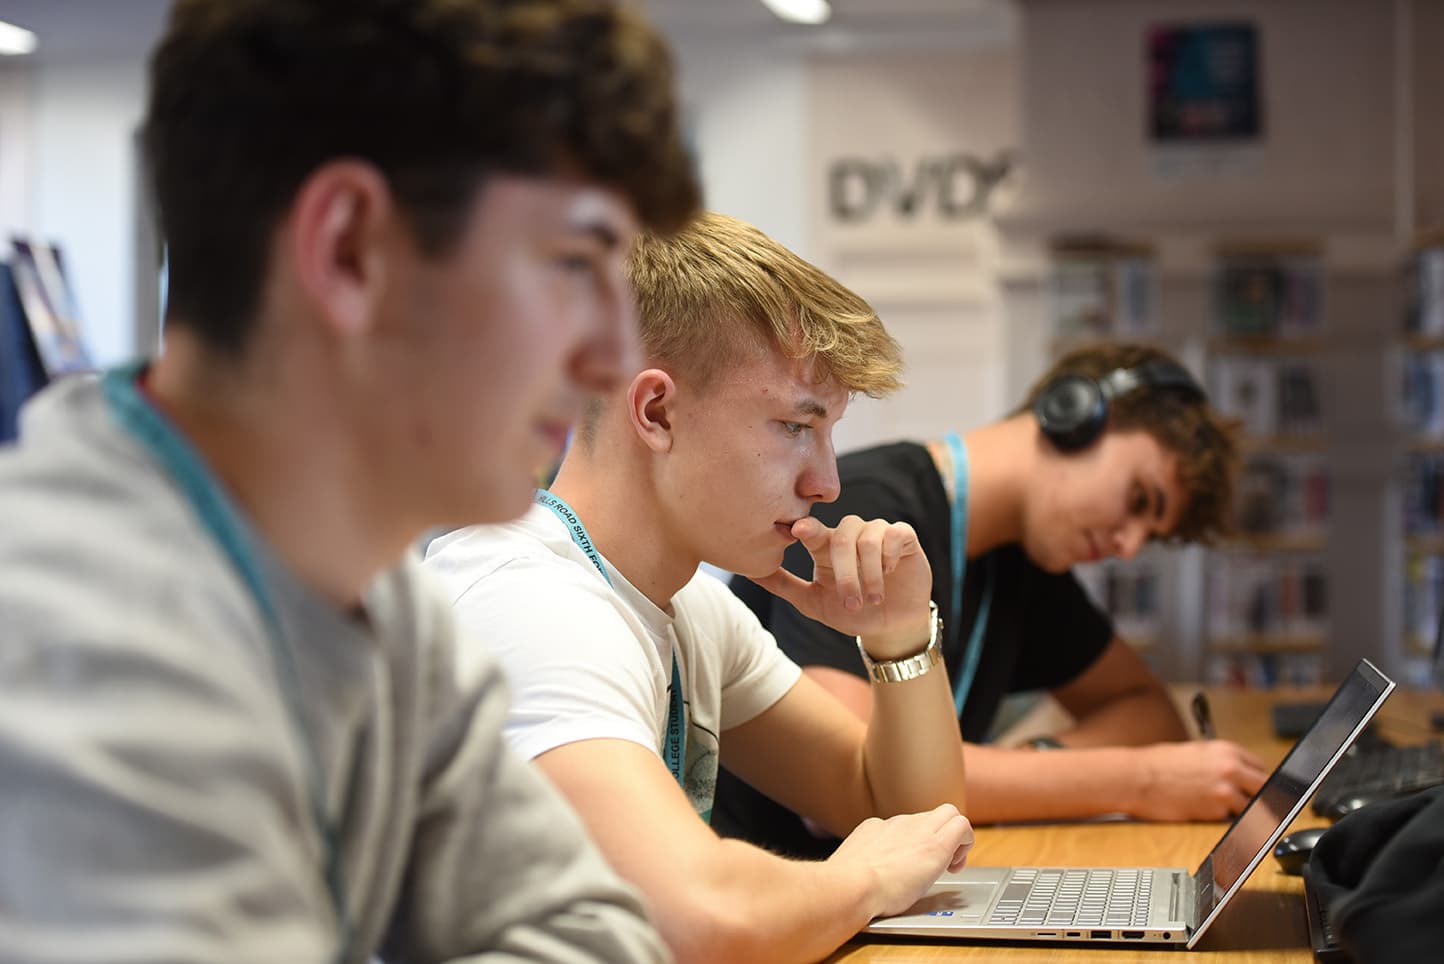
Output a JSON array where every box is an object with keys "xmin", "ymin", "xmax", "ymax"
[{"xmin": 0, "ymin": 374, "xmax": 668, "ymax": 964}]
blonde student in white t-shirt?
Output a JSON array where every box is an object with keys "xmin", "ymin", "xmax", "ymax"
[{"xmin": 426, "ymin": 211, "xmax": 975, "ymax": 964}]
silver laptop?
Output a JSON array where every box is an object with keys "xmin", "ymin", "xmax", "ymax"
[{"xmin": 865, "ymin": 658, "xmax": 1394, "ymax": 948}]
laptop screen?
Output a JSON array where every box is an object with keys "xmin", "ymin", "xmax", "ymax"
[{"xmin": 1199, "ymin": 660, "xmax": 1393, "ymax": 902}]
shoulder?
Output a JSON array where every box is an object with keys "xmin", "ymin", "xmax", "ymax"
[{"xmin": 424, "ymin": 506, "xmax": 578, "ymax": 601}]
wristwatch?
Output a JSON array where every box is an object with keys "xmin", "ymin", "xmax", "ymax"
[{"xmin": 855, "ymin": 601, "xmax": 943, "ymax": 684}]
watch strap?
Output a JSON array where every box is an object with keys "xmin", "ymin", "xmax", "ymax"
[{"xmin": 855, "ymin": 601, "xmax": 943, "ymax": 684}]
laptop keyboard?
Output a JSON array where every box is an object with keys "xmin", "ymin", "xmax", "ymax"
[
  {"xmin": 986, "ymin": 868, "xmax": 1153, "ymax": 929},
  {"xmin": 1311, "ymin": 741, "xmax": 1444, "ymax": 818}
]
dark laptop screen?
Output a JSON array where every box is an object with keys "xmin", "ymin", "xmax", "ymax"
[{"xmin": 1200, "ymin": 660, "xmax": 1393, "ymax": 901}]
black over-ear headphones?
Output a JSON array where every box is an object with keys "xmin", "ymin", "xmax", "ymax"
[{"xmin": 1033, "ymin": 359, "xmax": 1206, "ymax": 453}]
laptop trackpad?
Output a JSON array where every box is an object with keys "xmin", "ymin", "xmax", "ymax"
[{"xmin": 890, "ymin": 880, "xmax": 999, "ymax": 924}]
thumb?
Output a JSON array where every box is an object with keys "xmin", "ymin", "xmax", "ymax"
[{"xmin": 748, "ymin": 568, "xmax": 815, "ymax": 611}]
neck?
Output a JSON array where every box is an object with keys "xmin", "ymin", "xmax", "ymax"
[
  {"xmin": 147, "ymin": 332, "xmax": 416, "ymax": 609},
  {"xmin": 929, "ymin": 415, "xmax": 1037, "ymax": 555},
  {"xmin": 548, "ymin": 447, "xmax": 695, "ymax": 610}
]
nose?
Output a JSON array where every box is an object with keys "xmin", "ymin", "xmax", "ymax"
[
  {"xmin": 799, "ymin": 436, "xmax": 841, "ymax": 504},
  {"xmin": 1112, "ymin": 520, "xmax": 1149, "ymax": 560},
  {"xmin": 570, "ymin": 271, "xmax": 641, "ymax": 394}
]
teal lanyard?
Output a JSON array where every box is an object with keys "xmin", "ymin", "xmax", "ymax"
[
  {"xmin": 534, "ymin": 490, "xmax": 688, "ymax": 787},
  {"xmin": 100, "ymin": 362, "xmax": 350, "ymax": 963},
  {"xmin": 943, "ymin": 433, "xmax": 994, "ymax": 719}
]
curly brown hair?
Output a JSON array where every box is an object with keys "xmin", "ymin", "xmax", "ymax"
[
  {"xmin": 144, "ymin": 0, "xmax": 700, "ymax": 354},
  {"xmin": 625, "ymin": 211, "xmax": 904, "ymax": 397},
  {"xmin": 1019, "ymin": 342, "xmax": 1241, "ymax": 545}
]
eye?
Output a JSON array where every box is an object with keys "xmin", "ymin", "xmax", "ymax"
[
  {"xmin": 780, "ymin": 421, "xmax": 808, "ymax": 438},
  {"xmin": 1128, "ymin": 483, "xmax": 1150, "ymax": 516},
  {"xmin": 556, "ymin": 253, "xmax": 595, "ymax": 274}
]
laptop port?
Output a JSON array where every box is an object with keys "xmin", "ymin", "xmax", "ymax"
[
  {"xmin": 1090, "ymin": 930, "xmax": 1111, "ymax": 939},
  {"xmin": 1066, "ymin": 931, "xmax": 1082, "ymax": 938},
  {"xmin": 1035, "ymin": 932, "xmax": 1057, "ymax": 937},
  {"xmin": 1122, "ymin": 930, "xmax": 1146, "ymax": 939}
]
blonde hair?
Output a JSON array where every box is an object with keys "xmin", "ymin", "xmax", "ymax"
[{"xmin": 625, "ymin": 211, "xmax": 903, "ymax": 396}]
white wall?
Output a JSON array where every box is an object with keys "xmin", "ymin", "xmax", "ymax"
[
  {"xmin": 30, "ymin": 58, "xmax": 147, "ymax": 366},
  {"xmin": 672, "ymin": 40, "xmax": 809, "ymax": 258},
  {"xmin": 0, "ymin": 64, "xmax": 34, "ymax": 246},
  {"xmin": 807, "ymin": 46, "xmax": 1021, "ymax": 454}
]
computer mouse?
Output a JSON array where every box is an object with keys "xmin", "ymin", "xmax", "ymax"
[
  {"xmin": 1333, "ymin": 789, "xmax": 1398, "ymax": 817},
  {"xmin": 1273, "ymin": 826, "xmax": 1329, "ymax": 876}
]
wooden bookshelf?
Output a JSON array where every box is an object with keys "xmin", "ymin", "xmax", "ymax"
[
  {"xmin": 1208, "ymin": 634, "xmax": 1326, "ymax": 654},
  {"xmin": 1219, "ymin": 532, "xmax": 1328, "ymax": 554}
]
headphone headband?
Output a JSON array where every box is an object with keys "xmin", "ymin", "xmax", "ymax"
[{"xmin": 1034, "ymin": 357, "xmax": 1205, "ymax": 453}]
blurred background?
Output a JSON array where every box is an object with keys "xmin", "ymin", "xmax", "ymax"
[{"xmin": 2, "ymin": 0, "xmax": 1442, "ymax": 692}]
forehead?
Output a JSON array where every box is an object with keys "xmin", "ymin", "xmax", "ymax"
[
  {"xmin": 464, "ymin": 173, "xmax": 640, "ymax": 244},
  {"xmin": 708, "ymin": 340, "xmax": 848, "ymax": 409}
]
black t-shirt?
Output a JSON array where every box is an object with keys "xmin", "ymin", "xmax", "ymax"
[{"xmin": 714, "ymin": 440, "xmax": 1115, "ymax": 857}]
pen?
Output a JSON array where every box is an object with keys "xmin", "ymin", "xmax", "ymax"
[{"xmin": 1191, "ymin": 691, "xmax": 1216, "ymax": 740}]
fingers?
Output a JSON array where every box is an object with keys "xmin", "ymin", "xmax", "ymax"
[
  {"xmin": 1222, "ymin": 784, "xmax": 1253, "ymax": 816},
  {"xmin": 820, "ymin": 516, "xmax": 920, "ymax": 611},
  {"xmin": 946, "ymin": 813, "xmax": 976, "ymax": 872},
  {"xmin": 827, "ymin": 515, "xmax": 867, "ymax": 611}
]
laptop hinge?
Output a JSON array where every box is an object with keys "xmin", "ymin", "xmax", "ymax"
[{"xmin": 1191, "ymin": 857, "xmax": 1216, "ymax": 929}]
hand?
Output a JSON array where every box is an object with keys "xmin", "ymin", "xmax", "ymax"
[
  {"xmin": 828, "ymin": 803, "xmax": 975, "ymax": 919},
  {"xmin": 750, "ymin": 515, "xmax": 933, "ymax": 658},
  {"xmin": 1128, "ymin": 740, "xmax": 1272, "ymax": 821}
]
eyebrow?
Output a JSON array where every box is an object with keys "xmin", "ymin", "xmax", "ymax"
[
  {"xmin": 569, "ymin": 218, "xmax": 623, "ymax": 250},
  {"xmin": 793, "ymin": 398, "xmax": 829, "ymax": 419}
]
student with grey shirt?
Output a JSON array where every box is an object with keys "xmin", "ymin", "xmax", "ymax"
[{"xmin": 0, "ymin": 1, "xmax": 700, "ymax": 961}]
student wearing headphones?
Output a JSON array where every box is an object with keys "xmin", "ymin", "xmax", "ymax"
[{"xmin": 717, "ymin": 342, "xmax": 1272, "ymax": 855}]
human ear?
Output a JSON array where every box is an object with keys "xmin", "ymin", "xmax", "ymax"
[
  {"xmin": 285, "ymin": 159, "xmax": 392, "ymax": 338},
  {"xmin": 627, "ymin": 368, "xmax": 676, "ymax": 453}
]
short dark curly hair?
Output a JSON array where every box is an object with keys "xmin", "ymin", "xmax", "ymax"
[
  {"xmin": 1018, "ymin": 342, "xmax": 1241, "ymax": 545},
  {"xmin": 144, "ymin": 0, "xmax": 701, "ymax": 354}
]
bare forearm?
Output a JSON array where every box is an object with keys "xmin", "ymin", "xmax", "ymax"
[
  {"xmin": 674, "ymin": 838, "xmax": 876, "ymax": 964},
  {"xmin": 1056, "ymin": 685, "xmax": 1188, "ymax": 747},
  {"xmin": 862, "ymin": 665, "xmax": 968, "ymax": 819},
  {"xmin": 959, "ymin": 743, "xmax": 1147, "ymax": 824}
]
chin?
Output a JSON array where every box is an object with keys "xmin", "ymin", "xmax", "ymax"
[
  {"xmin": 723, "ymin": 548, "xmax": 788, "ymax": 581},
  {"xmin": 457, "ymin": 476, "xmax": 535, "ymax": 527}
]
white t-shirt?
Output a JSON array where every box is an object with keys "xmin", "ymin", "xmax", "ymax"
[{"xmin": 426, "ymin": 504, "xmax": 802, "ymax": 820}]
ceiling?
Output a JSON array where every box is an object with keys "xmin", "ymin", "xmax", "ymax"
[{"xmin": 0, "ymin": 0, "xmax": 1014, "ymax": 64}]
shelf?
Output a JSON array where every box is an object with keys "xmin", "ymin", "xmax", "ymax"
[
  {"xmin": 1402, "ymin": 334, "xmax": 1444, "ymax": 353},
  {"xmin": 1213, "ymin": 239, "xmax": 1324, "ymax": 259},
  {"xmin": 1405, "ymin": 633, "xmax": 1437, "ymax": 656},
  {"xmin": 1208, "ymin": 634, "xmax": 1326, "ymax": 654},
  {"xmin": 1405, "ymin": 534, "xmax": 1444, "ymax": 556},
  {"xmin": 1207, "ymin": 335, "xmax": 1330, "ymax": 355},
  {"xmin": 1049, "ymin": 332, "xmax": 1166, "ymax": 355},
  {"xmin": 1219, "ymin": 533, "xmax": 1328, "ymax": 553}
]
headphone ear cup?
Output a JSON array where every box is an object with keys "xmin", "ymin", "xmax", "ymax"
[{"xmin": 1034, "ymin": 375, "xmax": 1107, "ymax": 452}]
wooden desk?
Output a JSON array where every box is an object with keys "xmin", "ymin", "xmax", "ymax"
[{"xmin": 826, "ymin": 686, "xmax": 1444, "ymax": 963}]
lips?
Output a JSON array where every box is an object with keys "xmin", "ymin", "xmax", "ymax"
[{"xmin": 1084, "ymin": 532, "xmax": 1102, "ymax": 562}]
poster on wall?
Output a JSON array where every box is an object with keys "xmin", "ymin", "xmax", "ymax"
[
  {"xmin": 9, "ymin": 238, "xmax": 93, "ymax": 378},
  {"xmin": 1146, "ymin": 21, "xmax": 1262, "ymax": 177}
]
